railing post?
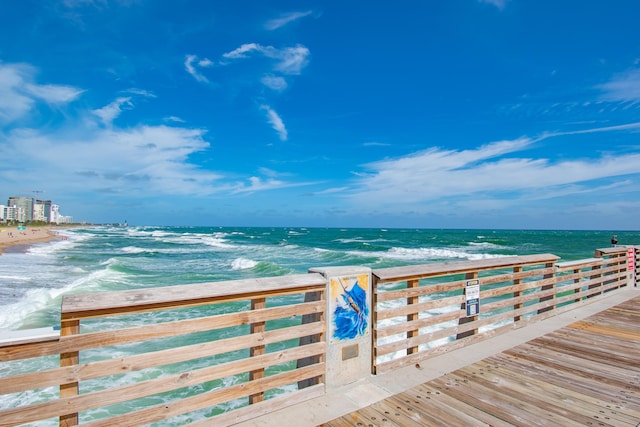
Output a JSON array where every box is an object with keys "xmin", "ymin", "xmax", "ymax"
[
  {"xmin": 536, "ymin": 262, "xmax": 555, "ymax": 314},
  {"xmin": 634, "ymin": 247, "xmax": 640, "ymax": 287},
  {"xmin": 249, "ymin": 297, "xmax": 266, "ymax": 404},
  {"xmin": 513, "ymin": 266, "xmax": 522, "ymax": 322},
  {"xmin": 59, "ymin": 318, "xmax": 79, "ymax": 427},
  {"xmin": 573, "ymin": 268, "xmax": 581, "ymax": 303},
  {"xmin": 308, "ymin": 266, "xmax": 371, "ymax": 389},
  {"xmin": 406, "ymin": 279, "xmax": 419, "ymax": 355},
  {"xmin": 297, "ymin": 290, "xmax": 325, "ymax": 389}
]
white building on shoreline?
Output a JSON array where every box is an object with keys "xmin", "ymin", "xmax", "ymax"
[{"xmin": 1, "ymin": 196, "xmax": 72, "ymax": 224}]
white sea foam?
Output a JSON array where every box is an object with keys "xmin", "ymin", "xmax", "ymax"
[
  {"xmin": 0, "ymin": 274, "xmax": 30, "ymax": 281},
  {"xmin": 0, "ymin": 266, "xmax": 126, "ymax": 330},
  {"xmin": 347, "ymin": 246, "xmax": 506, "ymax": 262},
  {"xmin": 231, "ymin": 258, "xmax": 258, "ymax": 270},
  {"xmin": 121, "ymin": 246, "xmax": 154, "ymax": 254},
  {"xmin": 334, "ymin": 237, "xmax": 390, "ymax": 244}
]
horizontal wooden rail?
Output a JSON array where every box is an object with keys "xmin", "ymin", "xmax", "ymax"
[
  {"xmin": 0, "ymin": 275, "xmax": 327, "ymax": 427},
  {"xmin": 371, "ymin": 250, "xmax": 631, "ymax": 374}
]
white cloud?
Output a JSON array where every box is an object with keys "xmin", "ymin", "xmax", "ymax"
[
  {"xmin": 221, "ymin": 43, "xmax": 310, "ymax": 75},
  {"xmin": 264, "ymin": 10, "xmax": 313, "ymax": 30},
  {"xmin": 164, "ymin": 115, "xmax": 185, "ymax": 123},
  {"xmin": 348, "ymin": 128, "xmax": 640, "ymax": 208},
  {"xmin": 222, "ymin": 43, "xmax": 261, "ymax": 60},
  {"xmin": 598, "ymin": 69, "xmax": 640, "ymax": 102},
  {"xmin": 23, "ymin": 83, "xmax": 84, "ymax": 104},
  {"xmin": 232, "ymin": 176, "xmax": 315, "ymax": 194},
  {"xmin": 124, "ymin": 88, "xmax": 156, "ymax": 98},
  {"xmin": 92, "ymin": 97, "xmax": 133, "ymax": 125},
  {"xmin": 269, "ymin": 45, "xmax": 310, "ymax": 75},
  {"xmin": 0, "ymin": 62, "xmax": 83, "ymax": 124},
  {"xmin": 0, "ymin": 123, "xmax": 223, "ymax": 198},
  {"xmin": 260, "ymin": 105, "xmax": 288, "ymax": 141},
  {"xmin": 261, "ymin": 74, "xmax": 288, "ymax": 91},
  {"xmin": 184, "ymin": 54, "xmax": 212, "ymax": 83}
]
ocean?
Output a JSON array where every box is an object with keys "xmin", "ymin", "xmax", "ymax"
[
  {"xmin": 1, "ymin": 226, "xmax": 638, "ymax": 424},
  {"xmin": 2, "ymin": 226, "xmax": 638, "ymax": 332}
]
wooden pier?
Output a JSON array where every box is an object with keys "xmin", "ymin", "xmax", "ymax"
[
  {"xmin": 321, "ymin": 295, "xmax": 640, "ymax": 426},
  {"xmin": 1, "ymin": 247, "xmax": 637, "ymax": 426}
]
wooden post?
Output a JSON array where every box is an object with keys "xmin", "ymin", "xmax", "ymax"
[
  {"xmin": 456, "ymin": 272, "xmax": 478, "ymax": 340},
  {"xmin": 297, "ymin": 290, "xmax": 324, "ymax": 388},
  {"xmin": 406, "ymin": 279, "xmax": 419, "ymax": 355},
  {"xmin": 587, "ymin": 264, "xmax": 602, "ymax": 298},
  {"xmin": 249, "ymin": 297, "xmax": 266, "ymax": 404},
  {"xmin": 371, "ymin": 275, "xmax": 379, "ymax": 375},
  {"xmin": 536, "ymin": 262, "xmax": 555, "ymax": 314},
  {"xmin": 513, "ymin": 266, "xmax": 522, "ymax": 323},
  {"xmin": 573, "ymin": 268, "xmax": 581, "ymax": 303},
  {"xmin": 633, "ymin": 248, "xmax": 640, "ymax": 287},
  {"xmin": 59, "ymin": 318, "xmax": 79, "ymax": 427}
]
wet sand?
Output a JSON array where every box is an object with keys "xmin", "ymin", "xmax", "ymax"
[{"xmin": 0, "ymin": 227, "xmax": 64, "ymax": 255}]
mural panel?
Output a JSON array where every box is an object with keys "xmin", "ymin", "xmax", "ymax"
[{"xmin": 329, "ymin": 273, "xmax": 369, "ymax": 342}]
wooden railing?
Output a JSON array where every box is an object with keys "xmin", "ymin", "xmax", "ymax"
[
  {"xmin": 0, "ymin": 246, "xmax": 635, "ymax": 426},
  {"xmin": 0, "ymin": 274, "xmax": 326, "ymax": 426},
  {"xmin": 371, "ymin": 248, "xmax": 632, "ymax": 374}
]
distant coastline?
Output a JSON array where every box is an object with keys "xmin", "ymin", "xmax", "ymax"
[{"xmin": 0, "ymin": 225, "xmax": 82, "ymax": 255}]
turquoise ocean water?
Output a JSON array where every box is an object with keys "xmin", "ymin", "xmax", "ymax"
[
  {"xmin": 2, "ymin": 226, "xmax": 638, "ymax": 331},
  {"xmin": 1, "ymin": 226, "xmax": 638, "ymax": 423}
]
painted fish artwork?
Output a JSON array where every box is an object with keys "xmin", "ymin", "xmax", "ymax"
[{"xmin": 331, "ymin": 275, "xmax": 369, "ymax": 341}]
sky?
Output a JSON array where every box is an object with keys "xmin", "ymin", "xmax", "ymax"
[{"xmin": 1, "ymin": 0, "xmax": 640, "ymax": 230}]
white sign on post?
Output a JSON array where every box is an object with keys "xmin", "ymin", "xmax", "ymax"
[{"xmin": 465, "ymin": 279, "xmax": 480, "ymax": 317}]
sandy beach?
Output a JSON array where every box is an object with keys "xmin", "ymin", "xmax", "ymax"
[{"xmin": 0, "ymin": 226, "xmax": 64, "ymax": 255}]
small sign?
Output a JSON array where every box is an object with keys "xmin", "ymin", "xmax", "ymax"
[
  {"xmin": 465, "ymin": 279, "xmax": 480, "ymax": 317},
  {"xmin": 628, "ymin": 247, "xmax": 636, "ymax": 272},
  {"xmin": 342, "ymin": 344, "xmax": 359, "ymax": 360}
]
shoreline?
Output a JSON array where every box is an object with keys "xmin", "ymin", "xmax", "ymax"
[{"xmin": 0, "ymin": 226, "xmax": 72, "ymax": 255}]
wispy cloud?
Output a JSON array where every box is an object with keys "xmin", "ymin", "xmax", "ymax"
[
  {"xmin": 184, "ymin": 54, "xmax": 214, "ymax": 83},
  {"xmin": 261, "ymin": 74, "xmax": 288, "ymax": 91},
  {"xmin": 598, "ymin": 69, "xmax": 640, "ymax": 102},
  {"xmin": 264, "ymin": 10, "xmax": 313, "ymax": 30},
  {"xmin": 232, "ymin": 172, "xmax": 317, "ymax": 194},
  {"xmin": 0, "ymin": 122, "xmax": 222, "ymax": 198},
  {"xmin": 92, "ymin": 97, "xmax": 133, "ymax": 125},
  {"xmin": 222, "ymin": 43, "xmax": 310, "ymax": 75},
  {"xmin": 261, "ymin": 105, "xmax": 288, "ymax": 141},
  {"xmin": 0, "ymin": 62, "xmax": 83, "ymax": 124},
  {"xmin": 348, "ymin": 125, "xmax": 640, "ymax": 210},
  {"xmin": 124, "ymin": 88, "xmax": 156, "ymax": 98}
]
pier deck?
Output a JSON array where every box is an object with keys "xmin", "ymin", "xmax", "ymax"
[{"xmin": 236, "ymin": 288, "xmax": 639, "ymax": 427}]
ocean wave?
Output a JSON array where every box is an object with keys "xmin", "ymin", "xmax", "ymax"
[
  {"xmin": 387, "ymin": 247, "xmax": 506, "ymax": 261},
  {"xmin": 0, "ymin": 274, "xmax": 31, "ymax": 281},
  {"xmin": 121, "ymin": 246, "xmax": 157, "ymax": 254},
  {"xmin": 0, "ymin": 265, "xmax": 124, "ymax": 329},
  {"xmin": 334, "ymin": 237, "xmax": 391, "ymax": 244},
  {"xmin": 230, "ymin": 258, "xmax": 258, "ymax": 270},
  {"xmin": 344, "ymin": 246, "xmax": 506, "ymax": 262}
]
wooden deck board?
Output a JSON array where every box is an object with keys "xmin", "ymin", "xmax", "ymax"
[{"xmin": 321, "ymin": 295, "xmax": 640, "ymax": 426}]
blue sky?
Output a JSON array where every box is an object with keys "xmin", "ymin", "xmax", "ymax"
[{"xmin": 1, "ymin": 0, "xmax": 640, "ymax": 229}]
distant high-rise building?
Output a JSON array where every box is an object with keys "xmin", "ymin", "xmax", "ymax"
[
  {"xmin": 33, "ymin": 199, "xmax": 52, "ymax": 222},
  {"xmin": 8, "ymin": 197, "xmax": 33, "ymax": 222},
  {"xmin": 0, "ymin": 205, "xmax": 17, "ymax": 222},
  {"xmin": 51, "ymin": 204, "xmax": 60, "ymax": 224}
]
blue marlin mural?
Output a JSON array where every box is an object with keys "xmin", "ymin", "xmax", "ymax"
[{"xmin": 333, "ymin": 278, "xmax": 368, "ymax": 340}]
